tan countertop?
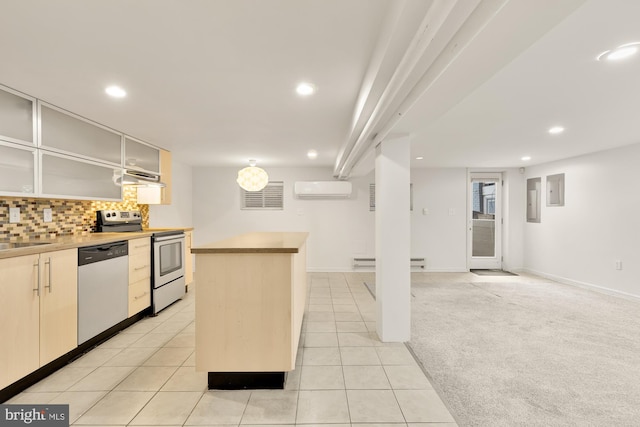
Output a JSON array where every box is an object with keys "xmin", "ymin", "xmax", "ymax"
[
  {"xmin": 0, "ymin": 232, "xmax": 153, "ymax": 260},
  {"xmin": 192, "ymin": 231, "xmax": 308, "ymax": 254},
  {"xmin": 0, "ymin": 227, "xmax": 195, "ymax": 259},
  {"xmin": 144, "ymin": 227, "xmax": 194, "ymax": 232}
]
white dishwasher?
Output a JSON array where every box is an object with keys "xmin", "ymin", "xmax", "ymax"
[{"xmin": 77, "ymin": 241, "xmax": 129, "ymax": 345}]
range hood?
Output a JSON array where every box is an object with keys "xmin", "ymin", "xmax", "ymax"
[{"xmin": 114, "ymin": 169, "xmax": 166, "ymax": 187}]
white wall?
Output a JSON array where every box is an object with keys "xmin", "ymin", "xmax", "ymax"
[
  {"xmin": 191, "ymin": 166, "xmax": 525, "ymax": 272},
  {"xmin": 192, "ymin": 167, "xmax": 374, "ymax": 271},
  {"xmin": 149, "ymin": 158, "xmax": 193, "ymax": 227},
  {"xmin": 523, "ymin": 142, "xmax": 640, "ymax": 298},
  {"xmin": 502, "ymin": 168, "xmax": 525, "ymax": 271},
  {"xmin": 410, "ymin": 168, "xmax": 468, "ymax": 271}
]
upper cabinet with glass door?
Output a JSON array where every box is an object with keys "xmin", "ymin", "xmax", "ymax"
[
  {"xmin": 0, "ymin": 85, "xmax": 37, "ymax": 146},
  {"xmin": 0, "ymin": 142, "xmax": 37, "ymax": 197},
  {"xmin": 124, "ymin": 136, "xmax": 160, "ymax": 174},
  {"xmin": 39, "ymin": 103, "xmax": 122, "ymax": 166}
]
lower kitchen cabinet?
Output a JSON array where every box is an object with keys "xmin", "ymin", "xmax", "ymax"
[
  {"xmin": 39, "ymin": 249, "xmax": 78, "ymax": 366},
  {"xmin": 129, "ymin": 278, "xmax": 151, "ymax": 316},
  {"xmin": 0, "ymin": 248, "xmax": 77, "ymax": 390},
  {"xmin": 0, "ymin": 255, "xmax": 40, "ymax": 390},
  {"xmin": 128, "ymin": 237, "xmax": 151, "ymax": 317}
]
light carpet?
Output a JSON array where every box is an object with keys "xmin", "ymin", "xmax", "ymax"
[{"xmin": 408, "ymin": 276, "xmax": 640, "ymax": 427}]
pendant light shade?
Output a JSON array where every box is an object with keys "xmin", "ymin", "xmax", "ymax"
[{"xmin": 237, "ymin": 160, "xmax": 269, "ymax": 191}]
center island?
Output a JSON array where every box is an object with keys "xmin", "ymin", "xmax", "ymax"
[{"xmin": 191, "ymin": 232, "xmax": 308, "ymax": 389}]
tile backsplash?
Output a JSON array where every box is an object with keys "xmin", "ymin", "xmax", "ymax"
[{"xmin": 0, "ymin": 187, "xmax": 149, "ymax": 240}]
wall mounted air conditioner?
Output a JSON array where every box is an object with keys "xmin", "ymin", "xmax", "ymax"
[{"xmin": 294, "ymin": 181, "xmax": 352, "ymax": 199}]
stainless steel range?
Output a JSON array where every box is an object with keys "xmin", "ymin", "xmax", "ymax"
[{"xmin": 96, "ymin": 210, "xmax": 185, "ymax": 315}]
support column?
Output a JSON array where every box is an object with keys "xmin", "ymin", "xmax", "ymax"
[{"xmin": 375, "ymin": 135, "xmax": 411, "ymax": 342}]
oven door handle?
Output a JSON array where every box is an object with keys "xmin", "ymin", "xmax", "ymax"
[{"xmin": 154, "ymin": 234, "xmax": 184, "ymax": 242}]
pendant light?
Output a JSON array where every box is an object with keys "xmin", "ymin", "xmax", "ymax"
[{"xmin": 237, "ymin": 159, "xmax": 269, "ymax": 191}]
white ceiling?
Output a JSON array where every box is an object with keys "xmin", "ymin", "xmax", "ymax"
[{"xmin": 1, "ymin": 0, "xmax": 639, "ymax": 172}]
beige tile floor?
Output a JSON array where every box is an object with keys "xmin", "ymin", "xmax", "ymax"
[{"xmin": 8, "ymin": 272, "xmax": 457, "ymax": 426}]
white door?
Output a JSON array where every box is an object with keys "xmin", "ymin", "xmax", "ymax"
[{"xmin": 468, "ymin": 173, "xmax": 502, "ymax": 270}]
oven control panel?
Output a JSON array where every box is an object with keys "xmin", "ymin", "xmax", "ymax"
[
  {"xmin": 96, "ymin": 210, "xmax": 143, "ymax": 232},
  {"xmin": 98, "ymin": 210, "xmax": 142, "ymax": 223}
]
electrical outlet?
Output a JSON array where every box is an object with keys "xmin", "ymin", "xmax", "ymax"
[
  {"xmin": 615, "ymin": 260, "xmax": 622, "ymax": 270},
  {"xmin": 422, "ymin": 208, "xmax": 429, "ymax": 215},
  {"xmin": 9, "ymin": 207, "xmax": 20, "ymax": 223},
  {"xmin": 44, "ymin": 208, "xmax": 53, "ymax": 223},
  {"xmin": 448, "ymin": 208, "xmax": 456, "ymax": 216}
]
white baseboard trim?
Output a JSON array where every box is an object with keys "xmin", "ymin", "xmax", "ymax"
[
  {"xmin": 307, "ymin": 267, "xmax": 469, "ymax": 273},
  {"xmin": 521, "ymin": 268, "xmax": 640, "ymax": 302}
]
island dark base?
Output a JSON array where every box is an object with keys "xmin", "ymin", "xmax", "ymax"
[{"xmin": 208, "ymin": 372, "xmax": 287, "ymax": 390}]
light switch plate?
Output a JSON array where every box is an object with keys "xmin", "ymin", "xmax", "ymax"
[
  {"xmin": 9, "ymin": 207, "xmax": 20, "ymax": 223},
  {"xmin": 44, "ymin": 208, "xmax": 53, "ymax": 223}
]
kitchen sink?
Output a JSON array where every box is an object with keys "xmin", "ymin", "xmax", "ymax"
[{"xmin": 0, "ymin": 242, "xmax": 52, "ymax": 250}]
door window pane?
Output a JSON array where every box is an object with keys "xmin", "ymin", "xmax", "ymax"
[{"xmin": 472, "ymin": 181, "xmax": 496, "ymax": 257}]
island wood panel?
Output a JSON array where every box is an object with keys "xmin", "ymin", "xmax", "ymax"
[
  {"xmin": 291, "ymin": 241, "xmax": 307, "ymax": 361},
  {"xmin": 194, "ymin": 232, "xmax": 307, "ymax": 374}
]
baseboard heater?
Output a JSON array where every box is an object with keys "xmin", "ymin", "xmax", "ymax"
[{"xmin": 353, "ymin": 257, "xmax": 425, "ymax": 269}]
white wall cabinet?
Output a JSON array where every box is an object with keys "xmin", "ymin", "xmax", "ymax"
[
  {"xmin": 40, "ymin": 152, "xmax": 122, "ymax": 201},
  {"xmin": 0, "ymin": 85, "xmax": 171, "ymax": 201},
  {"xmin": 0, "ymin": 85, "xmax": 36, "ymax": 146},
  {"xmin": 125, "ymin": 136, "xmax": 160, "ymax": 174},
  {"xmin": 0, "ymin": 249, "xmax": 77, "ymax": 390},
  {"xmin": 0, "ymin": 141, "xmax": 37, "ymax": 196},
  {"xmin": 39, "ymin": 103, "xmax": 122, "ymax": 165}
]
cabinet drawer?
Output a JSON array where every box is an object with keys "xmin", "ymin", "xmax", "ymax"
[
  {"xmin": 128, "ymin": 278, "xmax": 150, "ymax": 317},
  {"xmin": 128, "ymin": 238, "xmax": 151, "ymax": 257},
  {"xmin": 129, "ymin": 252, "xmax": 151, "ymax": 283}
]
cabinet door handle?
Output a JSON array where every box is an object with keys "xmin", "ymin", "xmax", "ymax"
[
  {"xmin": 134, "ymin": 244, "xmax": 149, "ymax": 249},
  {"xmin": 134, "ymin": 265, "xmax": 148, "ymax": 271},
  {"xmin": 134, "ymin": 291, "xmax": 149, "ymax": 300},
  {"xmin": 45, "ymin": 258, "xmax": 52, "ymax": 292},
  {"xmin": 33, "ymin": 260, "xmax": 40, "ymax": 296}
]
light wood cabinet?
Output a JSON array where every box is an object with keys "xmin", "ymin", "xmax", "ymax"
[
  {"xmin": 128, "ymin": 237, "xmax": 151, "ymax": 317},
  {"xmin": 0, "ymin": 255, "xmax": 40, "ymax": 390},
  {"xmin": 0, "ymin": 249, "xmax": 77, "ymax": 389},
  {"xmin": 39, "ymin": 249, "xmax": 78, "ymax": 366},
  {"xmin": 194, "ymin": 232, "xmax": 308, "ymax": 375},
  {"xmin": 160, "ymin": 149, "xmax": 172, "ymax": 205},
  {"xmin": 185, "ymin": 231, "xmax": 193, "ymax": 287}
]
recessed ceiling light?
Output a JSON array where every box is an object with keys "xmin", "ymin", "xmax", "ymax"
[
  {"xmin": 415, "ymin": 156, "xmax": 424, "ymax": 160},
  {"xmin": 307, "ymin": 149, "xmax": 318, "ymax": 159},
  {"xmin": 596, "ymin": 42, "xmax": 640, "ymax": 61},
  {"xmin": 548, "ymin": 126, "xmax": 565, "ymax": 135},
  {"xmin": 105, "ymin": 85, "xmax": 126, "ymax": 98},
  {"xmin": 521, "ymin": 156, "xmax": 531, "ymax": 161},
  {"xmin": 296, "ymin": 82, "xmax": 316, "ymax": 96}
]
